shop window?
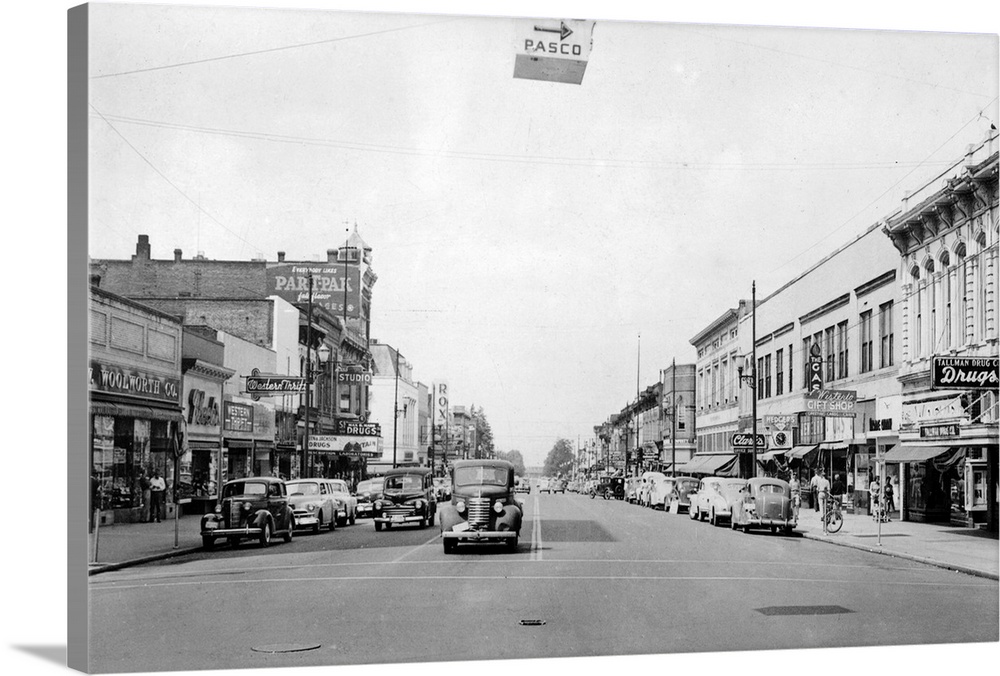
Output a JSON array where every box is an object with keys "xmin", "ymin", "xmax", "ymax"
[
  {"xmin": 836, "ymin": 320, "xmax": 848, "ymax": 379},
  {"xmin": 824, "ymin": 327, "xmax": 835, "ymax": 382},
  {"xmin": 775, "ymin": 349, "xmax": 784, "ymax": 397},
  {"xmin": 860, "ymin": 310, "xmax": 873, "ymax": 373},
  {"xmin": 879, "ymin": 301, "xmax": 894, "ymax": 367}
]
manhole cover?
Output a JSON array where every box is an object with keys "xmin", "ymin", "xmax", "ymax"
[
  {"xmin": 756, "ymin": 605, "xmax": 853, "ymax": 616},
  {"xmin": 519, "ymin": 619, "xmax": 546, "ymax": 626},
  {"xmin": 251, "ymin": 643, "xmax": 322, "ymax": 654}
]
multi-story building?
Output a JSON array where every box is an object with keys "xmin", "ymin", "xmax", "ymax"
[
  {"xmin": 659, "ymin": 362, "xmax": 697, "ymax": 473},
  {"xmin": 368, "ymin": 340, "xmax": 420, "ymax": 472},
  {"xmin": 881, "ymin": 128, "xmax": 998, "ymax": 530}
]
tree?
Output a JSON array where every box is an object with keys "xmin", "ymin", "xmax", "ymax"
[
  {"xmin": 471, "ymin": 405, "xmax": 495, "ymax": 459},
  {"xmin": 497, "ymin": 449, "xmax": 526, "ymax": 476},
  {"xmin": 543, "ymin": 438, "xmax": 574, "ymax": 477}
]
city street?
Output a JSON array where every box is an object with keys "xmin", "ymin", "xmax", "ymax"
[{"xmin": 89, "ymin": 492, "xmax": 998, "ymax": 673}]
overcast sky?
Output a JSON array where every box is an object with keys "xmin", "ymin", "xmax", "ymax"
[{"xmin": 83, "ymin": 1, "xmax": 998, "ymax": 467}]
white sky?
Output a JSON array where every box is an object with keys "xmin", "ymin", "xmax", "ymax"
[{"xmin": 83, "ymin": 1, "xmax": 998, "ymax": 468}]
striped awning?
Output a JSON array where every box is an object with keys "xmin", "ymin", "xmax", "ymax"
[
  {"xmin": 882, "ymin": 445, "xmax": 951, "ymax": 463},
  {"xmin": 786, "ymin": 444, "xmax": 819, "ymax": 459}
]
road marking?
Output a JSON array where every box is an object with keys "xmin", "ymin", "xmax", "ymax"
[
  {"xmin": 90, "ymin": 573, "xmax": 994, "ymax": 592},
  {"xmin": 530, "ymin": 493, "xmax": 543, "ymax": 561},
  {"xmin": 389, "ymin": 532, "xmax": 441, "ymax": 564}
]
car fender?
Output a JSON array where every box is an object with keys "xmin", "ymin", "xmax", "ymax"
[
  {"xmin": 438, "ymin": 503, "xmax": 464, "ymax": 533},
  {"xmin": 250, "ymin": 509, "xmax": 273, "ymax": 529},
  {"xmin": 498, "ymin": 504, "xmax": 522, "ymax": 532}
]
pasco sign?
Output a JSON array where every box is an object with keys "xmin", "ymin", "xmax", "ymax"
[{"xmin": 513, "ymin": 19, "xmax": 595, "ymax": 85}]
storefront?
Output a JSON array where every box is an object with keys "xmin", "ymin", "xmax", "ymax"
[{"xmin": 178, "ymin": 363, "xmax": 232, "ymax": 515}]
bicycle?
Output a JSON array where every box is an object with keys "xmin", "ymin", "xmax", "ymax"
[{"xmin": 823, "ymin": 496, "xmax": 843, "ymax": 534}]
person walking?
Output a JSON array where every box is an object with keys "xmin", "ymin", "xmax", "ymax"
[
  {"xmin": 139, "ymin": 469, "xmax": 151, "ymax": 523},
  {"xmin": 884, "ymin": 477, "xmax": 895, "ymax": 518},
  {"xmin": 869, "ymin": 475, "xmax": 882, "ymax": 522},
  {"xmin": 809, "ymin": 469, "xmax": 822, "ymax": 512},
  {"xmin": 149, "ymin": 470, "xmax": 166, "ymax": 523},
  {"xmin": 789, "ymin": 472, "xmax": 801, "ymax": 521},
  {"xmin": 815, "ymin": 469, "xmax": 831, "ymax": 524}
]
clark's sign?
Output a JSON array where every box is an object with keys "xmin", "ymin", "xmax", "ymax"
[
  {"xmin": 797, "ymin": 389, "xmax": 857, "ymax": 417},
  {"xmin": 513, "ymin": 19, "xmax": 595, "ymax": 85},
  {"xmin": 307, "ymin": 435, "xmax": 379, "ymax": 457},
  {"xmin": 932, "ymin": 356, "xmax": 998, "ymax": 390},
  {"xmin": 731, "ymin": 433, "xmax": 768, "ymax": 449}
]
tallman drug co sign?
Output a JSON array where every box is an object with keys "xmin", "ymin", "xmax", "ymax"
[{"xmin": 513, "ymin": 19, "xmax": 595, "ymax": 85}]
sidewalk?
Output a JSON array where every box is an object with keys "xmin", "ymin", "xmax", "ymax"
[
  {"xmin": 88, "ymin": 513, "xmax": 205, "ymax": 575},
  {"xmin": 794, "ymin": 506, "xmax": 999, "ymax": 580}
]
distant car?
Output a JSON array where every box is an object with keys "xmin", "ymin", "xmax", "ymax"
[
  {"xmin": 730, "ymin": 477, "xmax": 797, "ymax": 535},
  {"xmin": 354, "ymin": 477, "xmax": 384, "ymax": 518},
  {"xmin": 666, "ymin": 476, "xmax": 701, "ymax": 514},
  {"xmin": 550, "ymin": 478, "xmax": 567, "ymax": 494},
  {"xmin": 440, "ymin": 459, "xmax": 522, "ymax": 553},
  {"xmin": 514, "ymin": 476, "xmax": 531, "ymax": 494},
  {"xmin": 592, "ymin": 476, "xmax": 625, "ymax": 500},
  {"xmin": 328, "ymin": 479, "xmax": 358, "ymax": 526},
  {"xmin": 286, "ymin": 479, "xmax": 339, "ymax": 533},
  {"xmin": 433, "ymin": 476, "xmax": 452, "ymax": 501},
  {"xmin": 645, "ymin": 473, "xmax": 673, "ymax": 509},
  {"xmin": 638, "ymin": 471, "xmax": 665, "ymax": 507},
  {"xmin": 200, "ymin": 477, "xmax": 295, "ymax": 549},
  {"xmin": 374, "ymin": 467, "xmax": 437, "ymax": 531},
  {"xmin": 688, "ymin": 477, "xmax": 746, "ymax": 526},
  {"xmin": 625, "ymin": 477, "xmax": 641, "ymax": 504},
  {"xmin": 538, "ymin": 478, "xmax": 552, "ymax": 493}
]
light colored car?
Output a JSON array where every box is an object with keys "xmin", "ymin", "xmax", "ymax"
[
  {"xmin": 688, "ymin": 477, "xmax": 746, "ymax": 526},
  {"xmin": 354, "ymin": 477, "xmax": 383, "ymax": 518},
  {"xmin": 730, "ymin": 477, "xmax": 797, "ymax": 535},
  {"xmin": 666, "ymin": 476, "xmax": 701, "ymax": 514},
  {"xmin": 285, "ymin": 479, "xmax": 339, "ymax": 533},
  {"xmin": 637, "ymin": 471, "xmax": 662, "ymax": 507},
  {"xmin": 645, "ymin": 472, "xmax": 672, "ymax": 509},
  {"xmin": 328, "ymin": 479, "xmax": 358, "ymax": 526},
  {"xmin": 538, "ymin": 477, "xmax": 553, "ymax": 493},
  {"xmin": 514, "ymin": 476, "xmax": 531, "ymax": 494},
  {"xmin": 433, "ymin": 476, "xmax": 453, "ymax": 501}
]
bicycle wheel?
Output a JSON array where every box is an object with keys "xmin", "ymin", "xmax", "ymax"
[{"xmin": 825, "ymin": 511, "xmax": 843, "ymax": 534}]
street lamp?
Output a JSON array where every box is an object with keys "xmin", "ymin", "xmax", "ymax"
[{"xmin": 735, "ymin": 281, "xmax": 758, "ymax": 479}]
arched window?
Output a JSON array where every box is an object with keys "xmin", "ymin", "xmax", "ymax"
[
  {"xmin": 976, "ymin": 231, "xmax": 988, "ymax": 340},
  {"xmin": 939, "ymin": 251, "xmax": 952, "ymax": 351},
  {"xmin": 925, "ymin": 258, "xmax": 938, "ymax": 355},
  {"xmin": 955, "ymin": 242, "xmax": 968, "ymax": 347}
]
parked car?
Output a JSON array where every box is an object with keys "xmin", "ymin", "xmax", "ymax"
[
  {"xmin": 373, "ymin": 467, "xmax": 437, "ymax": 531},
  {"xmin": 550, "ymin": 478, "xmax": 567, "ymax": 494},
  {"xmin": 666, "ymin": 476, "xmax": 701, "ymax": 513},
  {"xmin": 514, "ymin": 476, "xmax": 531, "ymax": 494},
  {"xmin": 538, "ymin": 477, "xmax": 552, "ymax": 493},
  {"xmin": 645, "ymin": 473, "xmax": 673, "ymax": 509},
  {"xmin": 688, "ymin": 477, "xmax": 746, "ymax": 526},
  {"xmin": 285, "ymin": 479, "xmax": 339, "ymax": 533},
  {"xmin": 625, "ymin": 477, "xmax": 642, "ymax": 504},
  {"xmin": 730, "ymin": 477, "xmax": 797, "ymax": 535},
  {"xmin": 354, "ymin": 477, "xmax": 384, "ymax": 518},
  {"xmin": 200, "ymin": 476, "xmax": 295, "ymax": 549},
  {"xmin": 433, "ymin": 476, "xmax": 453, "ymax": 501},
  {"xmin": 440, "ymin": 459, "xmax": 522, "ymax": 553},
  {"xmin": 638, "ymin": 471, "xmax": 665, "ymax": 507},
  {"xmin": 328, "ymin": 479, "xmax": 358, "ymax": 526},
  {"xmin": 592, "ymin": 476, "xmax": 625, "ymax": 500}
]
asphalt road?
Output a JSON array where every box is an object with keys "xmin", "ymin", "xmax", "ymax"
[{"xmin": 89, "ymin": 492, "xmax": 998, "ymax": 673}]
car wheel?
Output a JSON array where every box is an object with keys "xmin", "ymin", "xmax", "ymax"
[
  {"xmin": 730, "ymin": 517, "xmax": 738, "ymax": 531},
  {"xmin": 770, "ymin": 525, "xmax": 777, "ymax": 534},
  {"xmin": 742, "ymin": 523, "xmax": 751, "ymax": 534},
  {"xmin": 429, "ymin": 511, "xmax": 436, "ymax": 527},
  {"xmin": 507, "ymin": 537, "xmax": 518, "ymax": 552},
  {"xmin": 375, "ymin": 521, "xmax": 382, "ymax": 532},
  {"xmin": 689, "ymin": 505, "xmax": 699, "ymax": 520},
  {"xmin": 202, "ymin": 536, "xmax": 215, "ymax": 550},
  {"xmin": 710, "ymin": 509, "xmax": 717, "ymax": 527},
  {"xmin": 328, "ymin": 511, "xmax": 337, "ymax": 531},
  {"xmin": 259, "ymin": 521, "xmax": 272, "ymax": 547},
  {"xmin": 283, "ymin": 519, "xmax": 294, "ymax": 543},
  {"xmin": 312, "ymin": 517, "xmax": 320, "ymax": 534},
  {"xmin": 443, "ymin": 539, "xmax": 457, "ymax": 554},
  {"xmin": 420, "ymin": 518, "xmax": 427, "ymax": 529},
  {"xmin": 783, "ymin": 526, "xmax": 794, "ymax": 536}
]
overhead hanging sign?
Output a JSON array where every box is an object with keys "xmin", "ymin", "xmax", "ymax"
[
  {"xmin": 932, "ymin": 356, "xmax": 999, "ymax": 390},
  {"xmin": 513, "ymin": 19, "xmax": 595, "ymax": 85}
]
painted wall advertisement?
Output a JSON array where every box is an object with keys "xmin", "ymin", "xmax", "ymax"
[
  {"xmin": 307, "ymin": 435, "xmax": 379, "ymax": 457},
  {"xmin": 267, "ymin": 263, "xmax": 362, "ymax": 319}
]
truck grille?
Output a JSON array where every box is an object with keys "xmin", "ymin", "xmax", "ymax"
[
  {"xmin": 467, "ymin": 498, "xmax": 490, "ymax": 525},
  {"xmin": 228, "ymin": 501, "xmax": 242, "ymax": 527},
  {"xmin": 383, "ymin": 505, "xmax": 415, "ymax": 517}
]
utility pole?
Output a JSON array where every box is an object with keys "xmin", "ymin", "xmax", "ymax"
[
  {"xmin": 303, "ymin": 273, "xmax": 313, "ymax": 479},
  {"xmin": 392, "ymin": 348, "xmax": 400, "ymax": 468},
  {"xmin": 751, "ymin": 281, "xmax": 758, "ymax": 478},
  {"xmin": 635, "ymin": 333, "xmax": 640, "ymax": 477},
  {"xmin": 671, "ymin": 357, "xmax": 677, "ymax": 478}
]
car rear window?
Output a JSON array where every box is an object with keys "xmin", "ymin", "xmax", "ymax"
[
  {"xmin": 758, "ymin": 484, "xmax": 785, "ymax": 494},
  {"xmin": 384, "ymin": 475, "xmax": 424, "ymax": 491},
  {"xmin": 287, "ymin": 482, "xmax": 319, "ymax": 496},
  {"xmin": 357, "ymin": 481, "xmax": 381, "ymax": 492},
  {"xmin": 222, "ymin": 481, "xmax": 267, "ymax": 498},
  {"xmin": 454, "ymin": 466, "xmax": 508, "ymax": 487}
]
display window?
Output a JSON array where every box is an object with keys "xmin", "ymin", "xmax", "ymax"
[{"xmin": 91, "ymin": 414, "xmax": 171, "ymax": 512}]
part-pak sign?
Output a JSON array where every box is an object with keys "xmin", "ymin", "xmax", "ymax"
[
  {"xmin": 267, "ymin": 263, "xmax": 362, "ymax": 318},
  {"xmin": 513, "ymin": 19, "xmax": 595, "ymax": 85}
]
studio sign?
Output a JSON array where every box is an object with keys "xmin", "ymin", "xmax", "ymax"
[{"xmin": 932, "ymin": 357, "xmax": 999, "ymax": 390}]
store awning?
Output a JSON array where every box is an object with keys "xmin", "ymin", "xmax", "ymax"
[
  {"xmin": 758, "ymin": 450, "xmax": 786, "ymax": 462},
  {"xmin": 818, "ymin": 441, "xmax": 849, "ymax": 452},
  {"xmin": 882, "ymin": 445, "xmax": 952, "ymax": 463},
  {"xmin": 677, "ymin": 454, "xmax": 737, "ymax": 476},
  {"xmin": 786, "ymin": 444, "xmax": 819, "ymax": 459},
  {"xmin": 90, "ymin": 400, "xmax": 182, "ymax": 422}
]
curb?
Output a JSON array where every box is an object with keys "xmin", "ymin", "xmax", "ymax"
[
  {"xmin": 799, "ymin": 530, "xmax": 999, "ymax": 581},
  {"xmin": 88, "ymin": 546, "xmax": 203, "ymax": 576}
]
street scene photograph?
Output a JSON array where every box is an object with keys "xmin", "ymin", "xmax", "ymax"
[{"xmin": 56, "ymin": 1, "xmax": 1000, "ymax": 675}]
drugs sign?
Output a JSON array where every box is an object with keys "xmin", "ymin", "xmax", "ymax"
[{"xmin": 513, "ymin": 19, "xmax": 595, "ymax": 85}]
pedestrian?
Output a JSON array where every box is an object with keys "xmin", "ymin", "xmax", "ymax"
[
  {"xmin": 139, "ymin": 469, "xmax": 151, "ymax": 523},
  {"xmin": 788, "ymin": 473, "xmax": 801, "ymax": 520},
  {"xmin": 149, "ymin": 470, "xmax": 166, "ymax": 523},
  {"xmin": 869, "ymin": 475, "xmax": 881, "ymax": 522},
  {"xmin": 815, "ymin": 469, "xmax": 831, "ymax": 522},
  {"xmin": 809, "ymin": 470, "xmax": 822, "ymax": 512},
  {"xmin": 884, "ymin": 477, "xmax": 896, "ymax": 516}
]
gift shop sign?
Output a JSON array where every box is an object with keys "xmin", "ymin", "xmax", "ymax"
[
  {"xmin": 267, "ymin": 264, "xmax": 362, "ymax": 319},
  {"xmin": 89, "ymin": 360, "xmax": 180, "ymax": 404},
  {"xmin": 795, "ymin": 390, "xmax": 857, "ymax": 417},
  {"xmin": 932, "ymin": 356, "xmax": 998, "ymax": 390}
]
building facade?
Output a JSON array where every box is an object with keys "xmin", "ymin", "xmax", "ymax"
[
  {"xmin": 882, "ymin": 128, "xmax": 998, "ymax": 530},
  {"xmin": 659, "ymin": 362, "xmax": 697, "ymax": 472},
  {"xmin": 368, "ymin": 340, "xmax": 420, "ymax": 472}
]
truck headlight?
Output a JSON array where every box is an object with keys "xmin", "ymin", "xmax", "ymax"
[
  {"xmin": 307, "ymin": 504, "xmax": 316, "ymax": 512},
  {"xmin": 456, "ymin": 500, "xmax": 466, "ymax": 514},
  {"xmin": 493, "ymin": 500, "xmax": 504, "ymax": 514}
]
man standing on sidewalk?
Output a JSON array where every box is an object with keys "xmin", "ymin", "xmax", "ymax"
[
  {"xmin": 149, "ymin": 470, "xmax": 166, "ymax": 523},
  {"xmin": 139, "ymin": 469, "xmax": 151, "ymax": 523},
  {"xmin": 814, "ymin": 468, "xmax": 831, "ymax": 522}
]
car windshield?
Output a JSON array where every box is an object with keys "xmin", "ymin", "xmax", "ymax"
[
  {"xmin": 357, "ymin": 481, "xmax": 381, "ymax": 493},
  {"xmin": 384, "ymin": 475, "xmax": 424, "ymax": 491},
  {"xmin": 330, "ymin": 482, "xmax": 348, "ymax": 493},
  {"xmin": 758, "ymin": 484, "xmax": 785, "ymax": 495},
  {"xmin": 286, "ymin": 482, "xmax": 319, "ymax": 496},
  {"xmin": 222, "ymin": 481, "xmax": 267, "ymax": 498},
  {"xmin": 678, "ymin": 480, "xmax": 699, "ymax": 491},
  {"xmin": 454, "ymin": 466, "xmax": 508, "ymax": 487}
]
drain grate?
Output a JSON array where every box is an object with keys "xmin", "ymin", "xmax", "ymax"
[
  {"xmin": 756, "ymin": 605, "xmax": 853, "ymax": 616},
  {"xmin": 519, "ymin": 619, "xmax": 546, "ymax": 626},
  {"xmin": 251, "ymin": 643, "xmax": 322, "ymax": 654}
]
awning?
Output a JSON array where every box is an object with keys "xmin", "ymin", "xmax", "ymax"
[
  {"xmin": 225, "ymin": 438, "xmax": 254, "ymax": 449},
  {"xmin": 90, "ymin": 400, "xmax": 182, "ymax": 422},
  {"xmin": 786, "ymin": 444, "xmax": 819, "ymax": 459},
  {"xmin": 818, "ymin": 441, "xmax": 849, "ymax": 452},
  {"xmin": 882, "ymin": 445, "xmax": 951, "ymax": 464},
  {"xmin": 677, "ymin": 454, "xmax": 737, "ymax": 475},
  {"xmin": 758, "ymin": 450, "xmax": 786, "ymax": 462}
]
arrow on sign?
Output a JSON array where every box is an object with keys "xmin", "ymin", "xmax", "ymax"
[{"xmin": 533, "ymin": 21, "xmax": 573, "ymax": 41}]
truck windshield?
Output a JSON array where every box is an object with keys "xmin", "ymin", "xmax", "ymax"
[
  {"xmin": 384, "ymin": 475, "xmax": 423, "ymax": 491},
  {"xmin": 454, "ymin": 466, "xmax": 508, "ymax": 487}
]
